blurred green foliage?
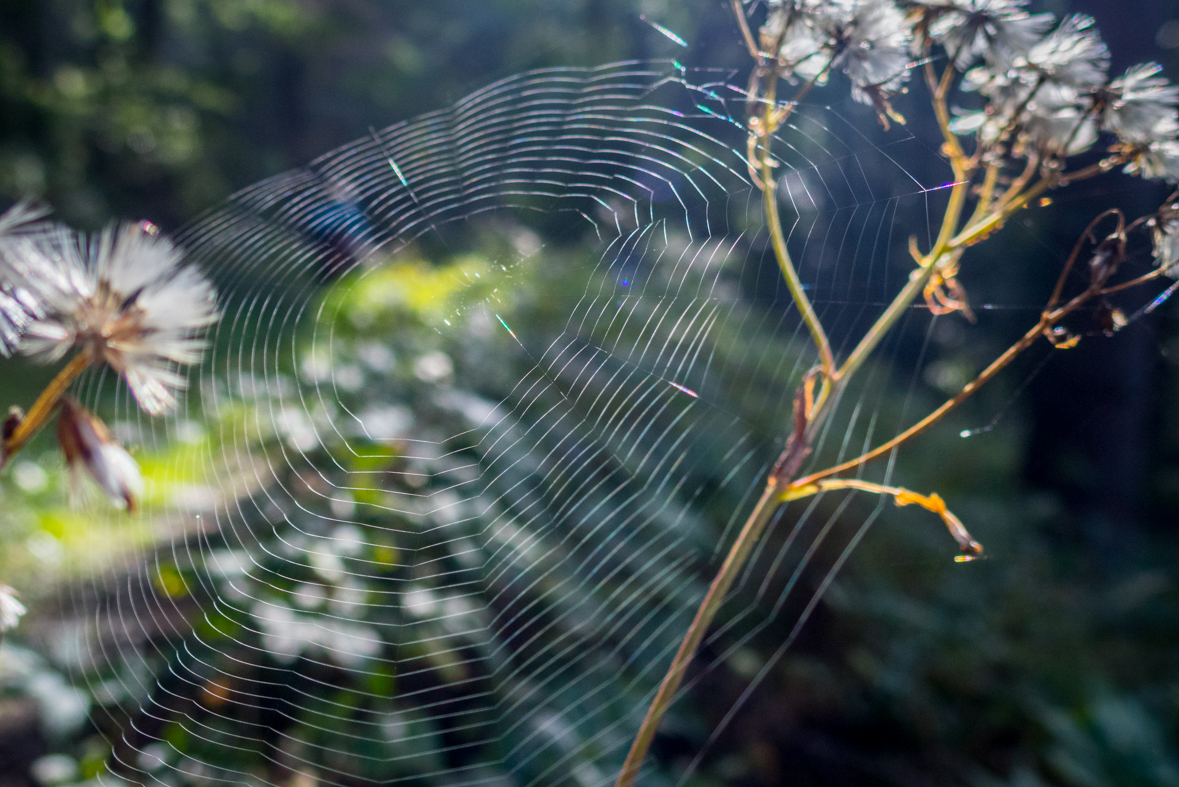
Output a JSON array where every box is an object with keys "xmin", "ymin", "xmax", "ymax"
[
  {"xmin": 67, "ymin": 235, "xmax": 723, "ymax": 786},
  {"xmin": 0, "ymin": 0, "xmax": 724, "ymax": 230}
]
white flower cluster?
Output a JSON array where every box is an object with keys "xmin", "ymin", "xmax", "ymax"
[
  {"xmin": 0, "ymin": 202, "xmax": 52, "ymax": 356},
  {"xmin": 757, "ymin": 1, "xmax": 1179, "ymax": 180},
  {"xmin": 918, "ymin": 1, "xmax": 1179, "ymax": 174},
  {"xmin": 761, "ymin": 0, "xmax": 914, "ymax": 117},
  {"xmin": 0, "ymin": 208, "xmax": 219, "ymax": 415}
]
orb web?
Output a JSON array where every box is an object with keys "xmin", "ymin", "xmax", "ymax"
[{"xmin": 53, "ymin": 62, "xmax": 963, "ymax": 786}]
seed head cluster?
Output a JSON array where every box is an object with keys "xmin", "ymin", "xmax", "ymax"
[
  {"xmin": 0, "ymin": 202, "xmax": 53, "ymax": 356},
  {"xmin": 2, "ymin": 218, "xmax": 219, "ymax": 415},
  {"xmin": 0, "ymin": 203, "xmax": 219, "ymax": 515},
  {"xmin": 759, "ymin": 0, "xmax": 1179, "ymax": 273},
  {"xmin": 763, "ymin": 0, "xmax": 914, "ymax": 118}
]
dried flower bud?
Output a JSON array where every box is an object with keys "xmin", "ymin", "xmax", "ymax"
[
  {"xmin": 57, "ymin": 398, "xmax": 144, "ymax": 512},
  {"xmin": 1093, "ymin": 300, "xmax": 1126, "ymax": 336},
  {"xmin": 0, "ymin": 585, "xmax": 26, "ymax": 633},
  {"xmin": 0, "ymin": 407, "xmax": 22, "ymax": 469},
  {"xmin": 1087, "ymin": 237, "xmax": 1122, "ymax": 287}
]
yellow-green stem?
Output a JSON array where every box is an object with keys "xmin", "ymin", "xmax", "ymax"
[
  {"xmin": 967, "ymin": 164, "xmax": 1001, "ymax": 227},
  {"xmin": 835, "ymin": 177, "xmax": 971, "ymax": 385},
  {"xmin": 927, "ymin": 61, "xmax": 966, "ymax": 166},
  {"xmin": 952, "ymin": 179, "xmax": 1051, "ymax": 248},
  {"xmin": 614, "ymin": 31, "xmax": 1117, "ymax": 787},
  {"xmin": 792, "ymin": 296, "xmax": 1074, "ymax": 489},
  {"xmin": 759, "ymin": 83, "xmax": 835, "ymax": 378},
  {"xmin": 614, "ymin": 482, "xmax": 782, "ymax": 787},
  {"xmin": 615, "ymin": 48, "xmax": 843, "ymax": 787},
  {"xmin": 2, "ymin": 352, "xmax": 91, "ymax": 463}
]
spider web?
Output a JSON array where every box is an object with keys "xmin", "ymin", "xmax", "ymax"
[{"xmin": 53, "ymin": 61, "xmax": 968, "ymax": 787}]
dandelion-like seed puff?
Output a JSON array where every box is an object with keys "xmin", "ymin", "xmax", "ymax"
[
  {"xmin": 0, "ymin": 202, "xmax": 53, "ymax": 356},
  {"xmin": 6, "ymin": 221, "xmax": 220, "ymax": 415},
  {"xmin": 0, "ymin": 213, "xmax": 219, "ymax": 515},
  {"xmin": 0, "ymin": 210, "xmax": 215, "ymax": 626}
]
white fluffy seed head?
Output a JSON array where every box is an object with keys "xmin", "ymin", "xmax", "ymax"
[
  {"xmin": 1103, "ymin": 64, "xmax": 1179, "ymax": 144},
  {"xmin": 928, "ymin": 0, "xmax": 1053, "ymax": 70},
  {"xmin": 763, "ymin": 0, "xmax": 913, "ymax": 109},
  {"xmin": 12, "ymin": 222, "xmax": 219, "ymax": 415},
  {"xmin": 0, "ymin": 202, "xmax": 54, "ymax": 357},
  {"xmin": 1022, "ymin": 14, "xmax": 1109, "ymax": 89}
]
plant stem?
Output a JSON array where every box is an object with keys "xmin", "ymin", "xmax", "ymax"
[
  {"xmin": 618, "ymin": 31, "xmax": 972, "ymax": 787},
  {"xmin": 1046, "ymin": 209, "xmax": 1123, "ymax": 311},
  {"xmin": 1, "ymin": 352, "xmax": 91, "ymax": 465},
  {"xmin": 614, "ymin": 481, "xmax": 781, "ymax": 787},
  {"xmin": 759, "ymin": 81, "xmax": 835, "ymax": 378},
  {"xmin": 926, "ymin": 60, "xmax": 965, "ymax": 165},
  {"xmin": 614, "ymin": 14, "xmax": 1133, "ymax": 782},
  {"xmin": 730, "ymin": 0, "xmax": 760, "ymax": 60},
  {"xmin": 1101, "ymin": 268, "xmax": 1164, "ymax": 296},
  {"xmin": 780, "ymin": 478, "xmax": 981, "ymax": 556},
  {"xmin": 837, "ymin": 153, "xmax": 1104, "ymax": 388},
  {"xmin": 966, "ymin": 164, "xmax": 1000, "ymax": 226},
  {"xmin": 836, "ymin": 176, "xmax": 970, "ymax": 384},
  {"xmin": 952, "ymin": 178, "xmax": 1051, "ymax": 248},
  {"xmin": 791, "ymin": 284, "xmax": 1091, "ymax": 489}
]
